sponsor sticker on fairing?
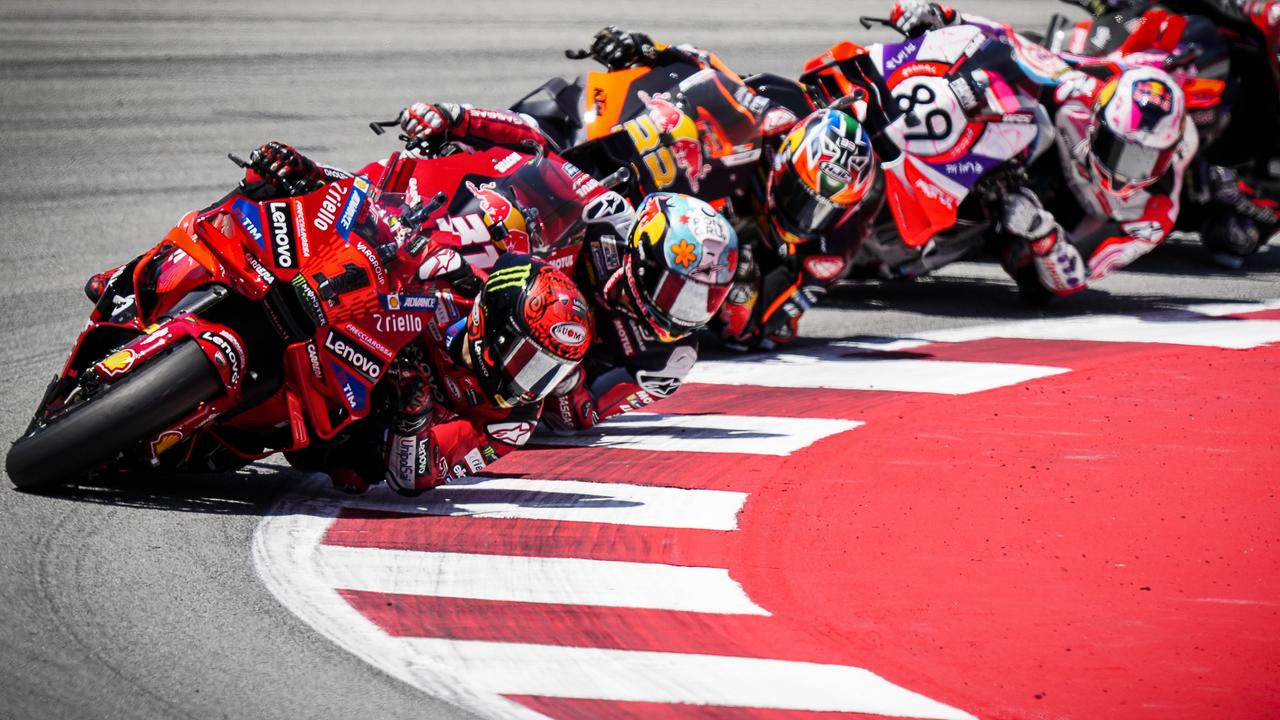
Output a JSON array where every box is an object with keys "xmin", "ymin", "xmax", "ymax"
[
  {"xmin": 335, "ymin": 176, "xmax": 370, "ymax": 239},
  {"xmin": 266, "ymin": 201, "xmax": 298, "ymax": 268},
  {"xmin": 231, "ymin": 197, "xmax": 267, "ymax": 250},
  {"xmin": 305, "ymin": 341, "xmax": 323, "ymax": 379},
  {"xmin": 328, "ymin": 362, "xmax": 369, "ymax": 411},
  {"xmin": 380, "ymin": 293, "xmax": 439, "ymax": 312},
  {"xmin": 244, "ymin": 253, "xmax": 276, "ymax": 286},
  {"xmin": 291, "ymin": 275, "xmax": 328, "ymax": 327},
  {"xmin": 314, "ymin": 182, "xmax": 349, "ymax": 232},
  {"xmin": 373, "ymin": 312, "xmax": 423, "ymax": 334},
  {"xmin": 200, "ymin": 330, "xmax": 243, "ymax": 386},
  {"xmin": 323, "ymin": 328, "xmax": 383, "ymax": 382}
]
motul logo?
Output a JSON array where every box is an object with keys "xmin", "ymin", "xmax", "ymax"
[
  {"xmin": 267, "ymin": 201, "xmax": 297, "ymax": 268},
  {"xmin": 323, "ymin": 329, "xmax": 381, "ymax": 381}
]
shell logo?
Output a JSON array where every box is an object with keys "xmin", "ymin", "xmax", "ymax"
[{"xmin": 99, "ymin": 349, "xmax": 137, "ymax": 377}]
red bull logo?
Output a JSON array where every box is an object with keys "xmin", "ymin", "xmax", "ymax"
[
  {"xmin": 638, "ymin": 90, "xmax": 710, "ymax": 192},
  {"xmin": 1132, "ymin": 79, "xmax": 1173, "ymax": 113},
  {"xmin": 466, "ymin": 180, "xmax": 529, "ymax": 250},
  {"xmin": 467, "ymin": 180, "xmax": 513, "ymax": 220}
]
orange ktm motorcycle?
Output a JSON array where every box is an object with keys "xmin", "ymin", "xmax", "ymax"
[{"xmin": 508, "ymin": 46, "xmax": 812, "ymax": 210}]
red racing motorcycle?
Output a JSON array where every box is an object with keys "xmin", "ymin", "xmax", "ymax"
[
  {"xmin": 6, "ymin": 142, "xmax": 591, "ymax": 491},
  {"xmin": 801, "ymin": 22, "xmax": 1056, "ymax": 297}
]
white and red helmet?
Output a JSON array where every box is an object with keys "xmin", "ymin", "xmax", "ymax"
[{"xmin": 1087, "ymin": 66, "xmax": 1186, "ymax": 198}]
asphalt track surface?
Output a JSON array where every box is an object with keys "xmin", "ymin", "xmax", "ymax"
[{"xmin": 1, "ymin": 1, "xmax": 1278, "ymax": 719}]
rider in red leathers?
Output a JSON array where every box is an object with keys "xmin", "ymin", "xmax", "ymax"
[
  {"xmin": 395, "ymin": 103, "xmax": 740, "ymax": 431},
  {"xmin": 409, "ymin": 27, "xmax": 883, "ymax": 351},
  {"xmin": 92, "ymin": 142, "xmax": 594, "ymax": 495}
]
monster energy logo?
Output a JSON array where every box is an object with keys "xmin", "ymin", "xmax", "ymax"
[{"xmin": 486, "ymin": 264, "xmax": 532, "ymax": 292}]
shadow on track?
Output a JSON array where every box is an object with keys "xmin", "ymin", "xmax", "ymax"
[{"xmin": 23, "ymin": 463, "xmax": 316, "ymax": 517}]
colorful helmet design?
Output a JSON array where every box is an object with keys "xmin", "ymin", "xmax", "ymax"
[
  {"xmin": 767, "ymin": 108, "xmax": 877, "ymax": 247},
  {"xmin": 466, "ymin": 254, "xmax": 591, "ymax": 408},
  {"xmin": 618, "ymin": 193, "xmax": 738, "ymax": 342},
  {"xmin": 467, "ymin": 180, "xmax": 531, "ymax": 254},
  {"xmin": 1087, "ymin": 67, "xmax": 1186, "ymax": 198}
]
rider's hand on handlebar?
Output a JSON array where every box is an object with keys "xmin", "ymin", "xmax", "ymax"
[
  {"xmin": 245, "ymin": 141, "xmax": 322, "ymax": 192},
  {"xmin": 1001, "ymin": 189, "xmax": 1057, "ymax": 243},
  {"xmin": 888, "ymin": 0, "xmax": 957, "ymax": 36},
  {"xmin": 588, "ymin": 26, "xmax": 658, "ymax": 70},
  {"xmin": 399, "ymin": 102, "xmax": 463, "ymax": 140}
]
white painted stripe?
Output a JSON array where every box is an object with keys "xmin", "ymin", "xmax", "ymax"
[
  {"xmin": 534, "ymin": 412, "xmax": 860, "ymax": 455},
  {"xmin": 1183, "ymin": 299, "xmax": 1280, "ymax": 317},
  {"xmin": 399, "ymin": 638, "xmax": 977, "ymax": 720},
  {"xmin": 253, "ymin": 484, "xmax": 550, "ymax": 720},
  {"xmin": 338, "ymin": 477, "xmax": 749, "ymax": 531},
  {"xmin": 688, "ymin": 350, "xmax": 1068, "ymax": 394},
  {"xmin": 907, "ymin": 311, "xmax": 1280, "ymax": 349},
  {"xmin": 312, "ymin": 544, "xmax": 770, "ymax": 616}
]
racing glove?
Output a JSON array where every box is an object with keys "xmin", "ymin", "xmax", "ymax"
[
  {"xmin": 399, "ymin": 102, "xmax": 464, "ymax": 140},
  {"xmin": 244, "ymin": 141, "xmax": 323, "ymax": 193},
  {"xmin": 588, "ymin": 26, "xmax": 660, "ymax": 70},
  {"xmin": 384, "ymin": 422, "xmax": 449, "ymax": 496},
  {"xmin": 1001, "ymin": 189, "xmax": 1086, "ymax": 295},
  {"xmin": 888, "ymin": 0, "xmax": 959, "ymax": 36},
  {"xmin": 542, "ymin": 367, "xmax": 600, "ymax": 434}
]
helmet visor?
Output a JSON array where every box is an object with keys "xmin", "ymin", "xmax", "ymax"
[
  {"xmin": 771, "ymin": 168, "xmax": 851, "ymax": 242},
  {"xmin": 1089, "ymin": 123, "xmax": 1176, "ymax": 197},
  {"xmin": 496, "ymin": 335, "xmax": 578, "ymax": 407}
]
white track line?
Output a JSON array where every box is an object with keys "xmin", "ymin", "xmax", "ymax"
[
  {"xmin": 535, "ymin": 412, "xmax": 860, "ymax": 455},
  {"xmin": 253, "ymin": 487, "xmax": 550, "ymax": 720},
  {"xmin": 689, "ymin": 353, "xmax": 1068, "ymax": 394},
  {"xmin": 337, "ymin": 478, "xmax": 749, "ymax": 531},
  {"xmin": 312, "ymin": 544, "xmax": 770, "ymax": 615},
  {"xmin": 400, "ymin": 639, "xmax": 977, "ymax": 719},
  {"xmin": 908, "ymin": 309, "xmax": 1280, "ymax": 349}
]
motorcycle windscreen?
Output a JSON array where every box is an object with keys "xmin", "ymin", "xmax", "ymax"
[
  {"xmin": 676, "ymin": 70, "xmax": 763, "ymax": 161},
  {"xmin": 504, "ymin": 155, "xmax": 592, "ymax": 255}
]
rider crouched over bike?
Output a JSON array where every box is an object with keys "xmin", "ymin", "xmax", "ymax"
[
  {"xmin": 889, "ymin": 1, "xmax": 1199, "ymax": 298},
  {"xmin": 395, "ymin": 99, "xmax": 740, "ymax": 432},
  {"xmin": 169, "ymin": 142, "xmax": 593, "ymax": 495},
  {"xmin": 576, "ymin": 27, "xmax": 884, "ymax": 350}
]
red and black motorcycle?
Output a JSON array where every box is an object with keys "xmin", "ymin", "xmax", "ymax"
[{"xmin": 6, "ymin": 141, "xmax": 592, "ymax": 491}]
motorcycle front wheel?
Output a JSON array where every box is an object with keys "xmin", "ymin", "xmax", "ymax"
[{"xmin": 6, "ymin": 342, "xmax": 224, "ymax": 491}]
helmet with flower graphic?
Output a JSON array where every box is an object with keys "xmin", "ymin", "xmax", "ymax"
[
  {"xmin": 608, "ymin": 193, "xmax": 738, "ymax": 342},
  {"xmin": 767, "ymin": 108, "xmax": 877, "ymax": 249},
  {"xmin": 1086, "ymin": 66, "xmax": 1186, "ymax": 199},
  {"xmin": 466, "ymin": 253, "xmax": 591, "ymax": 408}
]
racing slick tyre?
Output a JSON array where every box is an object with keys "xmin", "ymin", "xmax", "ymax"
[{"xmin": 6, "ymin": 342, "xmax": 224, "ymax": 491}]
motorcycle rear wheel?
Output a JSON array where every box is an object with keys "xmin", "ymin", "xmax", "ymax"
[{"xmin": 6, "ymin": 342, "xmax": 224, "ymax": 491}]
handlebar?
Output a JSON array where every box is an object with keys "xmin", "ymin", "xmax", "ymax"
[
  {"xmin": 860, "ymin": 16, "xmax": 907, "ymax": 37},
  {"xmin": 599, "ymin": 166, "xmax": 631, "ymax": 191},
  {"xmin": 564, "ymin": 48, "xmax": 592, "ymax": 60},
  {"xmin": 369, "ymin": 118, "xmax": 446, "ymax": 156},
  {"xmin": 227, "ymin": 152, "xmax": 321, "ymax": 197}
]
